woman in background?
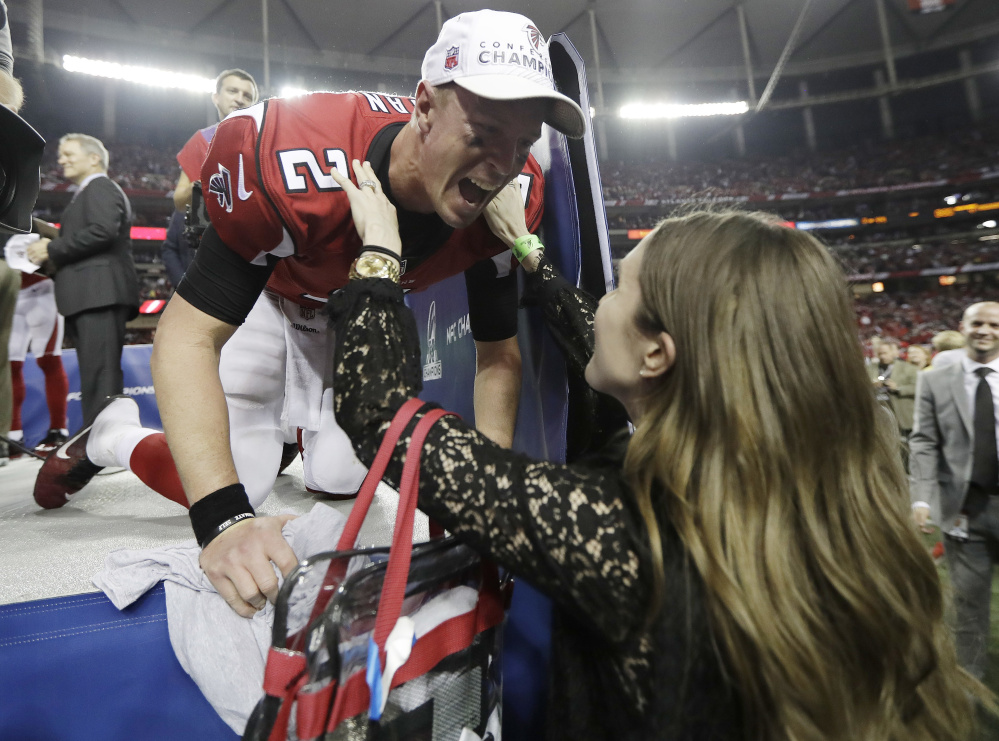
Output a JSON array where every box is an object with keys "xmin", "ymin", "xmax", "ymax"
[
  {"xmin": 327, "ymin": 161, "xmax": 989, "ymax": 741},
  {"xmin": 907, "ymin": 344, "xmax": 931, "ymax": 370}
]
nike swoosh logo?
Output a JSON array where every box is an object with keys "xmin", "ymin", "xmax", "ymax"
[
  {"xmin": 55, "ymin": 426, "xmax": 92, "ymax": 460},
  {"xmin": 237, "ymin": 154, "xmax": 253, "ymax": 201}
]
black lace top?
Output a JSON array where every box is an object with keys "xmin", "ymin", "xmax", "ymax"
[{"xmin": 330, "ymin": 259, "xmax": 743, "ymax": 740}]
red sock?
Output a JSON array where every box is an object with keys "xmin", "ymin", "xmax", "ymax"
[
  {"xmin": 10, "ymin": 361, "xmax": 24, "ymax": 431},
  {"xmin": 36, "ymin": 354, "xmax": 68, "ymax": 431},
  {"xmin": 129, "ymin": 433, "xmax": 189, "ymax": 509}
]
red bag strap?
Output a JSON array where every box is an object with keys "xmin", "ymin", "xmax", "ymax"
[
  {"xmin": 295, "ymin": 681, "xmax": 336, "ymax": 741},
  {"xmin": 302, "ymin": 398, "xmax": 426, "ymax": 631},
  {"xmin": 371, "ymin": 408, "xmax": 454, "ymax": 652},
  {"xmin": 336, "ymin": 397, "xmax": 427, "ymax": 551},
  {"xmin": 259, "ymin": 648, "xmax": 308, "ymax": 741}
]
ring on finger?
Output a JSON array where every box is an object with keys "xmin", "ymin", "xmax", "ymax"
[{"xmin": 358, "ymin": 180, "xmax": 378, "ymax": 191}]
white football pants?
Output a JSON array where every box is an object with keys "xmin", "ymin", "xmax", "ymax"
[{"xmin": 219, "ymin": 291, "xmax": 368, "ymax": 507}]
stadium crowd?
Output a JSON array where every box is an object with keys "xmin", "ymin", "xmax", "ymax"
[
  {"xmin": 601, "ymin": 120, "xmax": 999, "ymax": 201},
  {"xmin": 855, "ymin": 285, "xmax": 989, "ymax": 346},
  {"xmin": 39, "ymin": 141, "xmax": 179, "ymax": 196},
  {"xmin": 29, "ymin": 118, "xmax": 999, "ymax": 206},
  {"xmin": 18, "ymin": 118, "xmax": 998, "ymax": 349}
]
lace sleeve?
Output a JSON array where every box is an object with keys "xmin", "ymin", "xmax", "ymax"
[
  {"xmin": 524, "ymin": 257, "xmax": 631, "ymax": 460},
  {"xmin": 522, "ymin": 257, "xmax": 597, "ymax": 380},
  {"xmin": 329, "ymin": 278, "xmax": 651, "ymax": 641}
]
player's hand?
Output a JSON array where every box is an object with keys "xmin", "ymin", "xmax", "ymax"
[
  {"xmin": 483, "ymin": 180, "xmax": 530, "ymax": 249},
  {"xmin": 26, "ymin": 238, "xmax": 50, "ymax": 265},
  {"xmin": 198, "ymin": 514, "xmax": 299, "ymax": 618},
  {"xmin": 884, "ymin": 379, "xmax": 898, "ymax": 392},
  {"xmin": 330, "ymin": 160, "xmax": 401, "ymax": 255}
]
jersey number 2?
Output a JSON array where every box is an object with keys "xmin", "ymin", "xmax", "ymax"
[{"xmin": 277, "ymin": 148, "xmax": 350, "ymax": 194}]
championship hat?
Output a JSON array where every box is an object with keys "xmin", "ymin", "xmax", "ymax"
[{"xmin": 421, "ymin": 10, "xmax": 587, "ymax": 139}]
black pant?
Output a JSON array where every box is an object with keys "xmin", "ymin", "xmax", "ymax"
[{"xmin": 65, "ymin": 305, "xmax": 131, "ymax": 428}]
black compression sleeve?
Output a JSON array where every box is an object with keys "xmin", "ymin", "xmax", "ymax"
[
  {"xmin": 175, "ymin": 224, "xmax": 277, "ymax": 326},
  {"xmin": 464, "ymin": 256, "xmax": 519, "ymax": 342}
]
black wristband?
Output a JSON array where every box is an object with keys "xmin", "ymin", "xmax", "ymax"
[
  {"xmin": 359, "ymin": 244, "xmax": 402, "ymax": 262},
  {"xmin": 189, "ymin": 483, "xmax": 256, "ymax": 548}
]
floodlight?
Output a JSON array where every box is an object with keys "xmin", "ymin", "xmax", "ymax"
[
  {"xmin": 62, "ymin": 55, "xmax": 214, "ymax": 93},
  {"xmin": 619, "ymin": 101, "xmax": 749, "ymax": 119}
]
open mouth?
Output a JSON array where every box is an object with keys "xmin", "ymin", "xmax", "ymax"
[{"xmin": 458, "ymin": 177, "xmax": 491, "ymax": 207}]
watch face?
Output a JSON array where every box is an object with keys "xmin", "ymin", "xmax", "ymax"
[
  {"xmin": 352, "ymin": 253, "xmax": 399, "ymax": 281},
  {"xmin": 356, "ymin": 255, "xmax": 381, "ymax": 274}
]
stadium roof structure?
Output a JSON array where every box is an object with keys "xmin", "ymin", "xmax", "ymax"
[{"xmin": 24, "ymin": 0, "xmax": 999, "ymax": 98}]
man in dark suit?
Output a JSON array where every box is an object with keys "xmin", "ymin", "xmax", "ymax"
[
  {"xmin": 910, "ymin": 301, "xmax": 999, "ymax": 679},
  {"xmin": 27, "ymin": 134, "xmax": 139, "ymax": 426}
]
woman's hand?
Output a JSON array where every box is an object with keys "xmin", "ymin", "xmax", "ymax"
[
  {"xmin": 329, "ymin": 159, "xmax": 402, "ymax": 256},
  {"xmin": 483, "ymin": 180, "xmax": 530, "ymax": 249}
]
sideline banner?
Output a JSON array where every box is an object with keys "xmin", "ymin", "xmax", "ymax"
[{"xmin": 18, "ymin": 344, "xmax": 161, "ymax": 446}]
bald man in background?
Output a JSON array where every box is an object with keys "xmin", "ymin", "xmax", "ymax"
[{"xmin": 911, "ymin": 301, "xmax": 999, "ymax": 679}]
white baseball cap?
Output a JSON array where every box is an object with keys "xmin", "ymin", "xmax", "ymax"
[{"xmin": 421, "ymin": 10, "xmax": 586, "ymax": 139}]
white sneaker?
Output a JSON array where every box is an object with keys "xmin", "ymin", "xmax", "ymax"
[{"xmin": 85, "ymin": 395, "xmax": 143, "ymax": 468}]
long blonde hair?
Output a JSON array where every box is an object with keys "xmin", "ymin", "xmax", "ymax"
[{"xmin": 622, "ymin": 210, "xmax": 987, "ymax": 740}]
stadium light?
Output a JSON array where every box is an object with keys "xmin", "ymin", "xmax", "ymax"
[
  {"xmin": 619, "ymin": 101, "xmax": 749, "ymax": 119},
  {"xmin": 280, "ymin": 86, "xmax": 311, "ymax": 98},
  {"xmin": 62, "ymin": 55, "xmax": 214, "ymax": 93}
]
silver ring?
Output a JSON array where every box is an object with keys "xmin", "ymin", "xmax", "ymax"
[{"xmin": 358, "ymin": 180, "xmax": 377, "ymax": 191}]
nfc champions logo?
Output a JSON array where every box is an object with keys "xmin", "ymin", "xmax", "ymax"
[
  {"xmin": 208, "ymin": 163, "xmax": 233, "ymax": 213},
  {"xmin": 423, "ymin": 301, "xmax": 442, "ymax": 381}
]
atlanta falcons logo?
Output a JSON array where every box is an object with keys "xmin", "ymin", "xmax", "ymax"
[
  {"xmin": 524, "ymin": 24, "xmax": 543, "ymax": 52},
  {"xmin": 208, "ymin": 163, "xmax": 233, "ymax": 214}
]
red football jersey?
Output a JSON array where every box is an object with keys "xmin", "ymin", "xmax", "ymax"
[
  {"xmin": 201, "ymin": 91, "xmax": 544, "ymax": 307},
  {"xmin": 176, "ymin": 124, "xmax": 218, "ymax": 182}
]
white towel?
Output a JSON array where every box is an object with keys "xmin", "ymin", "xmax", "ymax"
[{"xmin": 92, "ymin": 502, "xmax": 347, "ymax": 734}]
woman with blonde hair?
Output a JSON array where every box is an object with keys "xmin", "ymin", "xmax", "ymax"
[
  {"xmin": 907, "ymin": 343, "xmax": 931, "ymax": 370},
  {"xmin": 326, "ymin": 160, "xmax": 987, "ymax": 740}
]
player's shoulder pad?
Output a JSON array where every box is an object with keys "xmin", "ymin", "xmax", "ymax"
[{"xmin": 201, "ymin": 101, "xmax": 290, "ymax": 264}]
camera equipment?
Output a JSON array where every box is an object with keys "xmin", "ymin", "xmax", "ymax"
[
  {"xmin": 183, "ymin": 180, "xmax": 210, "ymax": 247},
  {"xmin": 0, "ymin": 103, "xmax": 44, "ymax": 235}
]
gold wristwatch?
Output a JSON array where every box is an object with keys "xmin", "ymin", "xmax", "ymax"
[{"xmin": 348, "ymin": 251, "xmax": 401, "ymax": 283}]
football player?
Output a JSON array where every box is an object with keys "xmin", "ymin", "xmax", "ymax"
[
  {"xmin": 6, "ymin": 235, "xmax": 69, "ymax": 456},
  {"xmin": 35, "ymin": 9, "xmax": 586, "ymax": 618}
]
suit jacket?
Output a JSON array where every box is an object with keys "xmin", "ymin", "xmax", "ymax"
[
  {"xmin": 47, "ymin": 175, "xmax": 139, "ymax": 318},
  {"xmin": 909, "ymin": 361, "xmax": 975, "ymax": 527},
  {"xmin": 867, "ymin": 359, "xmax": 918, "ymax": 431}
]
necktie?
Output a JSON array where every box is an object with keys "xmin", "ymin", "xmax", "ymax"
[{"xmin": 967, "ymin": 367, "xmax": 998, "ymax": 518}]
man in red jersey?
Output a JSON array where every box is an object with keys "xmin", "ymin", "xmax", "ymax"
[
  {"xmin": 162, "ymin": 69, "xmax": 258, "ymax": 288},
  {"xmin": 36, "ymin": 9, "xmax": 585, "ymax": 617},
  {"xmin": 173, "ymin": 69, "xmax": 258, "ymax": 215}
]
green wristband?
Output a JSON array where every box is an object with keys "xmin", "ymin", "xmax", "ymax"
[{"xmin": 513, "ymin": 234, "xmax": 543, "ymax": 263}]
